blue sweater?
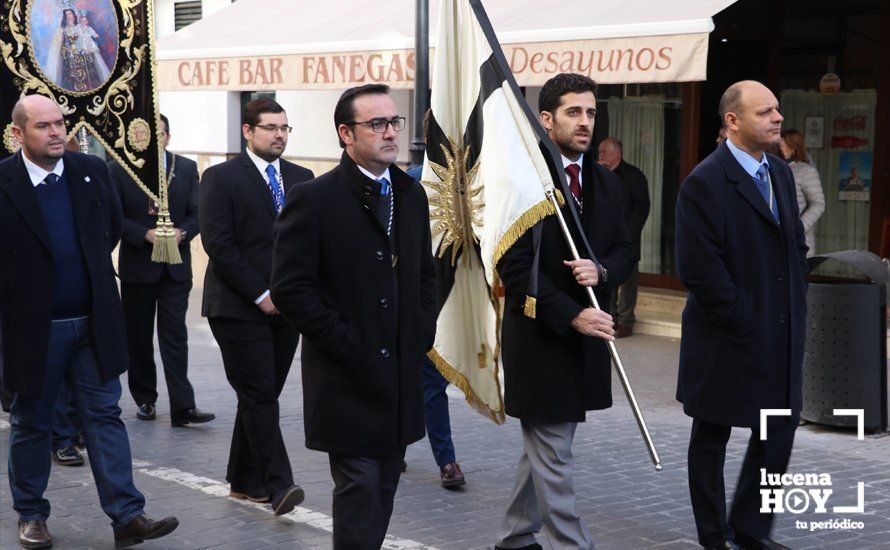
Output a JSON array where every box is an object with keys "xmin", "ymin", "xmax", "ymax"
[{"xmin": 33, "ymin": 172, "xmax": 92, "ymax": 319}]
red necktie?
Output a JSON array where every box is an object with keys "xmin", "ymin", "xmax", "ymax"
[{"xmin": 565, "ymin": 163, "xmax": 582, "ymax": 207}]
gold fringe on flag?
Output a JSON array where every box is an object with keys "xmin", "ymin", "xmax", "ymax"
[{"xmin": 428, "ymin": 347, "xmax": 506, "ymax": 425}]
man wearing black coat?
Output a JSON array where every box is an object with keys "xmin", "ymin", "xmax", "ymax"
[
  {"xmin": 1, "ymin": 95, "xmax": 177, "ymax": 548},
  {"xmin": 599, "ymin": 137, "xmax": 650, "ymax": 338},
  {"xmin": 496, "ymin": 74, "xmax": 635, "ymax": 549},
  {"xmin": 676, "ymin": 81, "xmax": 808, "ymax": 550},
  {"xmin": 200, "ymin": 98, "xmax": 313, "ymax": 516},
  {"xmin": 111, "ymin": 114, "xmax": 214, "ymax": 426},
  {"xmin": 271, "ymin": 84, "xmax": 437, "ymax": 548}
]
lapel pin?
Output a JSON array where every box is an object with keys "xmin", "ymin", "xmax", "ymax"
[{"xmin": 84, "ymin": 176, "xmax": 91, "ymax": 182}]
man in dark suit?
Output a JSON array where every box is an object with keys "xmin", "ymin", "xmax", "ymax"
[
  {"xmin": 598, "ymin": 137, "xmax": 650, "ymax": 338},
  {"xmin": 1, "ymin": 95, "xmax": 178, "ymax": 548},
  {"xmin": 199, "ymin": 98, "xmax": 312, "ymax": 516},
  {"xmin": 496, "ymin": 74, "xmax": 635, "ymax": 549},
  {"xmin": 676, "ymin": 80, "xmax": 808, "ymax": 550},
  {"xmin": 271, "ymin": 84, "xmax": 437, "ymax": 548},
  {"xmin": 111, "ymin": 114, "xmax": 214, "ymax": 426}
]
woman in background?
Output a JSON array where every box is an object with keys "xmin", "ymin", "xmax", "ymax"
[{"xmin": 780, "ymin": 129, "xmax": 825, "ymax": 257}]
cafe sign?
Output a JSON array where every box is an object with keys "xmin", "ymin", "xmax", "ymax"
[{"xmin": 157, "ymin": 33, "xmax": 710, "ymax": 91}]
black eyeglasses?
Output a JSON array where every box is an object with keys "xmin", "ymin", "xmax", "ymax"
[
  {"xmin": 254, "ymin": 124, "xmax": 293, "ymax": 134},
  {"xmin": 346, "ymin": 116, "xmax": 405, "ymax": 133}
]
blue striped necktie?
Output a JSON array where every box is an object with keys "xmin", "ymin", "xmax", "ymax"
[{"xmin": 265, "ymin": 164, "xmax": 284, "ymax": 212}]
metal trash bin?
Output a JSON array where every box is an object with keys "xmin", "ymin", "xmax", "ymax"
[{"xmin": 801, "ymin": 250, "xmax": 889, "ymax": 433}]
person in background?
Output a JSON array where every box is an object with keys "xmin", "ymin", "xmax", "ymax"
[
  {"xmin": 111, "ymin": 114, "xmax": 215, "ymax": 427},
  {"xmin": 598, "ymin": 137, "xmax": 650, "ymax": 338},
  {"xmin": 200, "ymin": 98, "xmax": 313, "ymax": 515},
  {"xmin": 405, "ymin": 110, "xmax": 466, "ymax": 489},
  {"xmin": 779, "ymin": 129, "xmax": 825, "ymax": 257}
]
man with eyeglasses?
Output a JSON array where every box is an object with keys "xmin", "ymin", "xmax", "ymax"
[
  {"xmin": 199, "ymin": 98, "xmax": 314, "ymax": 516},
  {"xmin": 271, "ymin": 84, "xmax": 437, "ymax": 548}
]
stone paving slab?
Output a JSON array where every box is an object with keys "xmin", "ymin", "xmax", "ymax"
[{"xmin": 2, "ymin": 293, "xmax": 889, "ymax": 549}]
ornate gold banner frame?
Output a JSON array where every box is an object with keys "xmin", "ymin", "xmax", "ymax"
[{"xmin": 1, "ymin": 0, "xmax": 180, "ymax": 263}]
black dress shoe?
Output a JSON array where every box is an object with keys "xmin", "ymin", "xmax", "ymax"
[
  {"xmin": 270, "ymin": 485, "xmax": 305, "ymax": 516},
  {"xmin": 19, "ymin": 520, "xmax": 52, "ymax": 549},
  {"xmin": 494, "ymin": 544, "xmax": 542, "ymax": 550},
  {"xmin": 114, "ymin": 514, "xmax": 178, "ymax": 548},
  {"xmin": 52, "ymin": 445, "xmax": 85, "ymax": 466},
  {"xmin": 171, "ymin": 408, "xmax": 215, "ymax": 427},
  {"xmin": 136, "ymin": 403, "xmax": 155, "ymax": 421},
  {"xmin": 735, "ymin": 532, "xmax": 790, "ymax": 550},
  {"xmin": 702, "ymin": 540, "xmax": 740, "ymax": 550}
]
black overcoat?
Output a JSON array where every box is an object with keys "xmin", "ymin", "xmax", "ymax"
[
  {"xmin": 498, "ymin": 155, "xmax": 635, "ymax": 423},
  {"xmin": 0, "ymin": 151, "xmax": 126, "ymax": 398},
  {"xmin": 271, "ymin": 152, "xmax": 437, "ymax": 457},
  {"xmin": 675, "ymin": 142, "xmax": 808, "ymax": 427},
  {"xmin": 111, "ymin": 151, "xmax": 200, "ymax": 284},
  {"xmin": 613, "ymin": 160, "xmax": 650, "ymax": 256},
  {"xmin": 199, "ymin": 153, "xmax": 313, "ymax": 323}
]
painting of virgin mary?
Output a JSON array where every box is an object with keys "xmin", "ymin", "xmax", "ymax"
[{"xmin": 30, "ymin": 0, "xmax": 118, "ymax": 93}]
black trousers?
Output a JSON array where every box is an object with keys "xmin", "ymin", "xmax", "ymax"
[
  {"xmin": 688, "ymin": 416, "xmax": 797, "ymax": 546},
  {"xmin": 328, "ymin": 451, "xmax": 405, "ymax": 550},
  {"xmin": 122, "ymin": 274, "xmax": 195, "ymax": 413},
  {"xmin": 208, "ymin": 316, "xmax": 298, "ymax": 497}
]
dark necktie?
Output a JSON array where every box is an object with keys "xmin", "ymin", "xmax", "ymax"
[
  {"xmin": 565, "ymin": 163, "xmax": 582, "ymax": 208},
  {"xmin": 265, "ymin": 164, "xmax": 284, "ymax": 212},
  {"xmin": 377, "ymin": 178, "xmax": 393, "ymax": 236},
  {"xmin": 377, "ymin": 177, "xmax": 391, "ymax": 196},
  {"xmin": 754, "ymin": 164, "xmax": 779, "ymax": 221},
  {"xmin": 44, "ymin": 173, "xmax": 60, "ymax": 186}
]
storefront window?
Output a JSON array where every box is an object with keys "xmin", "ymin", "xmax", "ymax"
[{"xmin": 599, "ymin": 84, "xmax": 682, "ymax": 277}]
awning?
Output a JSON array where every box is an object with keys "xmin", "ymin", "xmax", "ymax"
[{"xmin": 156, "ymin": 0, "xmax": 737, "ymax": 92}]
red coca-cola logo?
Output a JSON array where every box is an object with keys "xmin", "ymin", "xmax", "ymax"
[
  {"xmin": 830, "ymin": 135, "xmax": 869, "ymax": 149},
  {"xmin": 833, "ymin": 116, "xmax": 867, "ymax": 131}
]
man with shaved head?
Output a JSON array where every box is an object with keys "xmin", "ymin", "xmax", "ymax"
[
  {"xmin": 676, "ymin": 81, "xmax": 808, "ymax": 550},
  {"xmin": 0, "ymin": 95, "xmax": 178, "ymax": 548}
]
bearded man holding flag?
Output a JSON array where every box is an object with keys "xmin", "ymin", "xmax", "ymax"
[{"xmin": 420, "ymin": 0, "xmax": 637, "ymax": 547}]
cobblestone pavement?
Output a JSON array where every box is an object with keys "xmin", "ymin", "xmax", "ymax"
[{"xmin": 2, "ymin": 294, "xmax": 889, "ymax": 549}]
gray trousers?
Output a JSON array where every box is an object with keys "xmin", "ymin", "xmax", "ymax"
[
  {"xmin": 498, "ymin": 420, "xmax": 594, "ymax": 549},
  {"xmin": 608, "ymin": 263, "xmax": 639, "ymax": 325}
]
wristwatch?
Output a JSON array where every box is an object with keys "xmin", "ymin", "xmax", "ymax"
[{"xmin": 596, "ymin": 263, "xmax": 608, "ymax": 285}]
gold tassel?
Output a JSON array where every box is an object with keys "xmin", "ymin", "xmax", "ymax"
[
  {"xmin": 150, "ymin": 213, "xmax": 182, "ymax": 264},
  {"xmin": 150, "ymin": 161, "xmax": 182, "ymax": 265},
  {"xmin": 523, "ymin": 296, "xmax": 537, "ymax": 319}
]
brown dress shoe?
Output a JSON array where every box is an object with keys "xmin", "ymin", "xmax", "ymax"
[
  {"xmin": 19, "ymin": 520, "xmax": 52, "ymax": 549},
  {"xmin": 440, "ymin": 462, "xmax": 466, "ymax": 489},
  {"xmin": 614, "ymin": 323, "xmax": 633, "ymax": 338},
  {"xmin": 114, "ymin": 514, "xmax": 178, "ymax": 548},
  {"xmin": 229, "ymin": 490, "xmax": 270, "ymax": 503}
]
